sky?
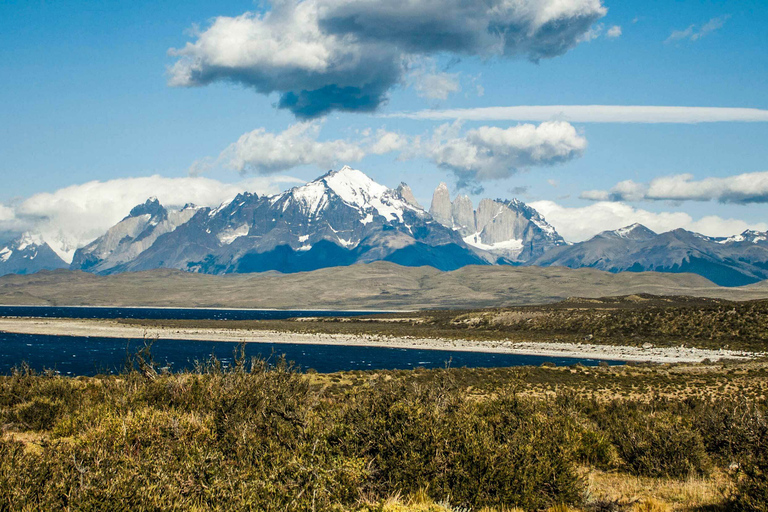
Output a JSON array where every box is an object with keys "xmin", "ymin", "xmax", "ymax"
[{"xmin": 1, "ymin": 0, "xmax": 768, "ymax": 256}]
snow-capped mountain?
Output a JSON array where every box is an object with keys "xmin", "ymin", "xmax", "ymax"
[
  {"xmin": 429, "ymin": 183, "xmax": 566, "ymax": 262},
  {"xmin": 0, "ymin": 233, "xmax": 68, "ymax": 276},
  {"xmin": 718, "ymin": 230, "xmax": 768, "ymax": 245},
  {"xmin": 70, "ymin": 198, "xmax": 202, "ymax": 273},
  {"xmin": 9, "ymin": 167, "xmax": 768, "ymax": 286},
  {"xmin": 530, "ymin": 224, "xmax": 768, "ymax": 287},
  {"xmin": 72, "ymin": 167, "xmax": 486, "ymax": 274}
]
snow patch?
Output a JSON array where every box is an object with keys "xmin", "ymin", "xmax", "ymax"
[
  {"xmin": 336, "ymin": 237, "xmax": 355, "ymax": 248},
  {"xmin": 292, "ymin": 181, "xmax": 329, "ymax": 217},
  {"xmin": 463, "ymin": 233, "xmax": 524, "ymax": 255},
  {"xmin": 218, "ymin": 224, "xmax": 250, "ymax": 245},
  {"xmin": 0, "ymin": 247, "xmax": 11, "ymax": 263},
  {"xmin": 298, "ymin": 234, "xmax": 310, "ymax": 242},
  {"xmin": 16, "ymin": 233, "xmax": 44, "ymax": 251}
]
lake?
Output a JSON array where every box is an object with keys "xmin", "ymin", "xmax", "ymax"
[
  {"xmin": 0, "ymin": 305, "xmax": 378, "ymax": 321},
  {"xmin": 0, "ymin": 306, "xmax": 624, "ymax": 375},
  {"xmin": 0, "ymin": 332, "xmax": 622, "ymax": 376}
]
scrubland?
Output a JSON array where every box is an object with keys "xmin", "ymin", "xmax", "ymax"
[{"xmin": 2, "ymin": 350, "xmax": 767, "ymax": 511}]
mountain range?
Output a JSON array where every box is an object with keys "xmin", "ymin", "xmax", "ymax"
[{"xmin": 2, "ymin": 166, "xmax": 768, "ymax": 288}]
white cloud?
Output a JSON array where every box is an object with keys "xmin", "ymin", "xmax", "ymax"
[
  {"xmin": 408, "ymin": 68, "xmax": 461, "ymax": 101},
  {"xmin": 409, "ymin": 121, "xmax": 587, "ymax": 186},
  {"xmin": 369, "ymin": 129, "xmax": 409, "ymax": 155},
  {"xmin": 203, "ymin": 122, "xmax": 406, "ymax": 175},
  {"xmin": 606, "ymin": 25, "xmax": 622, "ymax": 38},
  {"xmin": 221, "ymin": 122, "xmax": 368, "ymax": 174},
  {"xmin": 169, "ymin": 0, "xmax": 607, "ymax": 117},
  {"xmin": 581, "ymin": 172, "xmax": 768, "ymax": 204},
  {"xmin": 577, "ymin": 23, "xmax": 603, "ymax": 42},
  {"xmin": 388, "ymin": 105, "xmax": 768, "ymax": 123},
  {"xmin": 5, "ymin": 175, "xmax": 303, "ymax": 262},
  {"xmin": 665, "ymin": 15, "xmax": 730, "ymax": 43},
  {"xmin": 529, "ymin": 200, "xmax": 768, "ymax": 242},
  {"xmin": 0, "ymin": 205, "xmax": 14, "ymax": 223}
]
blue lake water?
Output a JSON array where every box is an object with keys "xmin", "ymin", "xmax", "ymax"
[
  {"xmin": 0, "ymin": 306, "xmax": 377, "ymax": 321},
  {"xmin": 0, "ymin": 306, "xmax": 624, "ymax": 375},
  {"xmin": 0, "ymin": 332, "xmax": 622, "ymax": 376}
]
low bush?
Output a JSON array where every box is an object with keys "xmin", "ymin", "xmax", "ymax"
[{"xmin": 599, "ymin": 403, "xmax": 710, "ymax": 478}]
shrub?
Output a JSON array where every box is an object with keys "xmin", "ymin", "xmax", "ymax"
[
  {"xmin": 600, "ymin": 403, "xmax": 710, "ymax": 478},
  {"xmin": 14, "ymin": 397, "xmax": 62, "ymax": 431}
]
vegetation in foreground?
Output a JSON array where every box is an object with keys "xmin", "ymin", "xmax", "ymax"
[
  {"xmin": 118, "ymin": 295, "xmax": 768, "ymax": 352},
  {"xmin": 2, "ymin": 351, "xmax": 767, "ymax": 511}
]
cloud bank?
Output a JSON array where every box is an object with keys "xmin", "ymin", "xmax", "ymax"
[
  {"xmin": 202, "ymin": 120, "xmax": 587, "ymax": 187},
  {"xmin": 169, "ymin": 0, "xmax": 607, "ymax": 117},
  {"xmin": 389, "ymin": 105, "xmax": 768, "ymax": 123},
  {"xmin": 581, "ymin": 172, "xmax": 768, "ymax": 204},
  {"xmin": 529, "ymin": 200, "xmax": 768, "ymax": 243}
]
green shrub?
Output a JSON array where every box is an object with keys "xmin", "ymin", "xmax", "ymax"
[
  {"xmin": 600, "ymin": 403, "xmax": 709, "ymax": 478},
  {"xmin": 14, "ymin": 397, "xmax": 62, "ymax": 431}
]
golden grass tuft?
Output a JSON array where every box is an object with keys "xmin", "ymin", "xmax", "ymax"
[{"xmin": 631, "ymin": 498, "xmax": 672, "ymax": 512}]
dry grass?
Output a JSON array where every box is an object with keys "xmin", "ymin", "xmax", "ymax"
[{"xmin": 587, "ymin": 469, "xmax": 731, "ymax": 511}]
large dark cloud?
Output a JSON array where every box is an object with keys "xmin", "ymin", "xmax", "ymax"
[
  {"xmin": 169, "ymin": 0, "xmax": 607, "ymax": 117},
  {"xmin": 319, "ymin": 0, "xmax": 607, "ymax": 60}
]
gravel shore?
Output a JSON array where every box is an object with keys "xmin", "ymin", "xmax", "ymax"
[{"xmin": 0, "ymin": 317, "xmax": 758, "ymax": 364}]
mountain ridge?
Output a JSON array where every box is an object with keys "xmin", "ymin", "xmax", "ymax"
[{"xmin": 4, "ymin": 167, "xmax": 768, "ymax": 287}]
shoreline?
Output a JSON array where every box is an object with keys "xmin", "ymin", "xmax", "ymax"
[
  {"xmin": 0, "ymin": 305, "xmax": 408, "ymax": 313},
  {"xmin": 0, "ymin": 317, "xmax": 758, "ymax": 364}
]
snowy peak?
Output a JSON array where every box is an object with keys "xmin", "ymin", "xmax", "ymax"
[
  {"xmin": 720, "ymin": 230, "xmax": 768, "ymax": 245},
  {"xmin": 0, "ymin": 232, "xmax": 68, "ymax": 276},
  {"xmin": 600, "ymin": 223, "xmax": 657, "ymax": 241},
  {"xmin": 286, "ymin": 166, "xmax": 420, "ymax": 223}
]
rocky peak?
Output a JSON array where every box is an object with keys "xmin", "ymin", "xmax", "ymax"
[
  {"xmin": 429, "ymin": 183, "xmax": 453, "ymax": 226},
  {"xmin": 129, "ymin": 197, "xmax": 166, "ymax": 220},
  {"xmin": 396, "ymin": 183, "xmax": 421, "ymax": 209},
  {"xmin": 426, "ymin": 184, "xmax": 565, "ymax": 262}
]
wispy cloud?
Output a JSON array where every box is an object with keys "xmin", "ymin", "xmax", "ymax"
[
  {"xmin": 581, "ymin": 172, "xmax": 768, "ymax": 205},
  {"xmin": 665, "ymin": 15, "xmax": 730, "ymax": 43},
  {"xmin": 606, "ymin": 25, "xmax": 622, "ymax": 38},
  {"xmin": 388, "ymin": 105, "xmax": 768, "ymax": 123}
]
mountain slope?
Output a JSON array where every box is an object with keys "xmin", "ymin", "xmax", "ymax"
[
  {"xmin": 70, "ymin": 198, "xmax": 202, "ymax": 273},
  {"xmin": 531, "ymin": 225, "xmax": 768, "ymax": 287},
  {"xmin": 0, "ymin": 233, "xmax": 68, "ymax": 276}
]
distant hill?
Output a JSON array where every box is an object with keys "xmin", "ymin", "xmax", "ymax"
[{"xmin": 1, "ymin": 263, "xmax": 766, "ymax": 310}]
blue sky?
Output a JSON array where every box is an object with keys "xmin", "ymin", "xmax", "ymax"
[{"xmin": 1, "ymin": 0, "xmax": 767, "ymax": 249}]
